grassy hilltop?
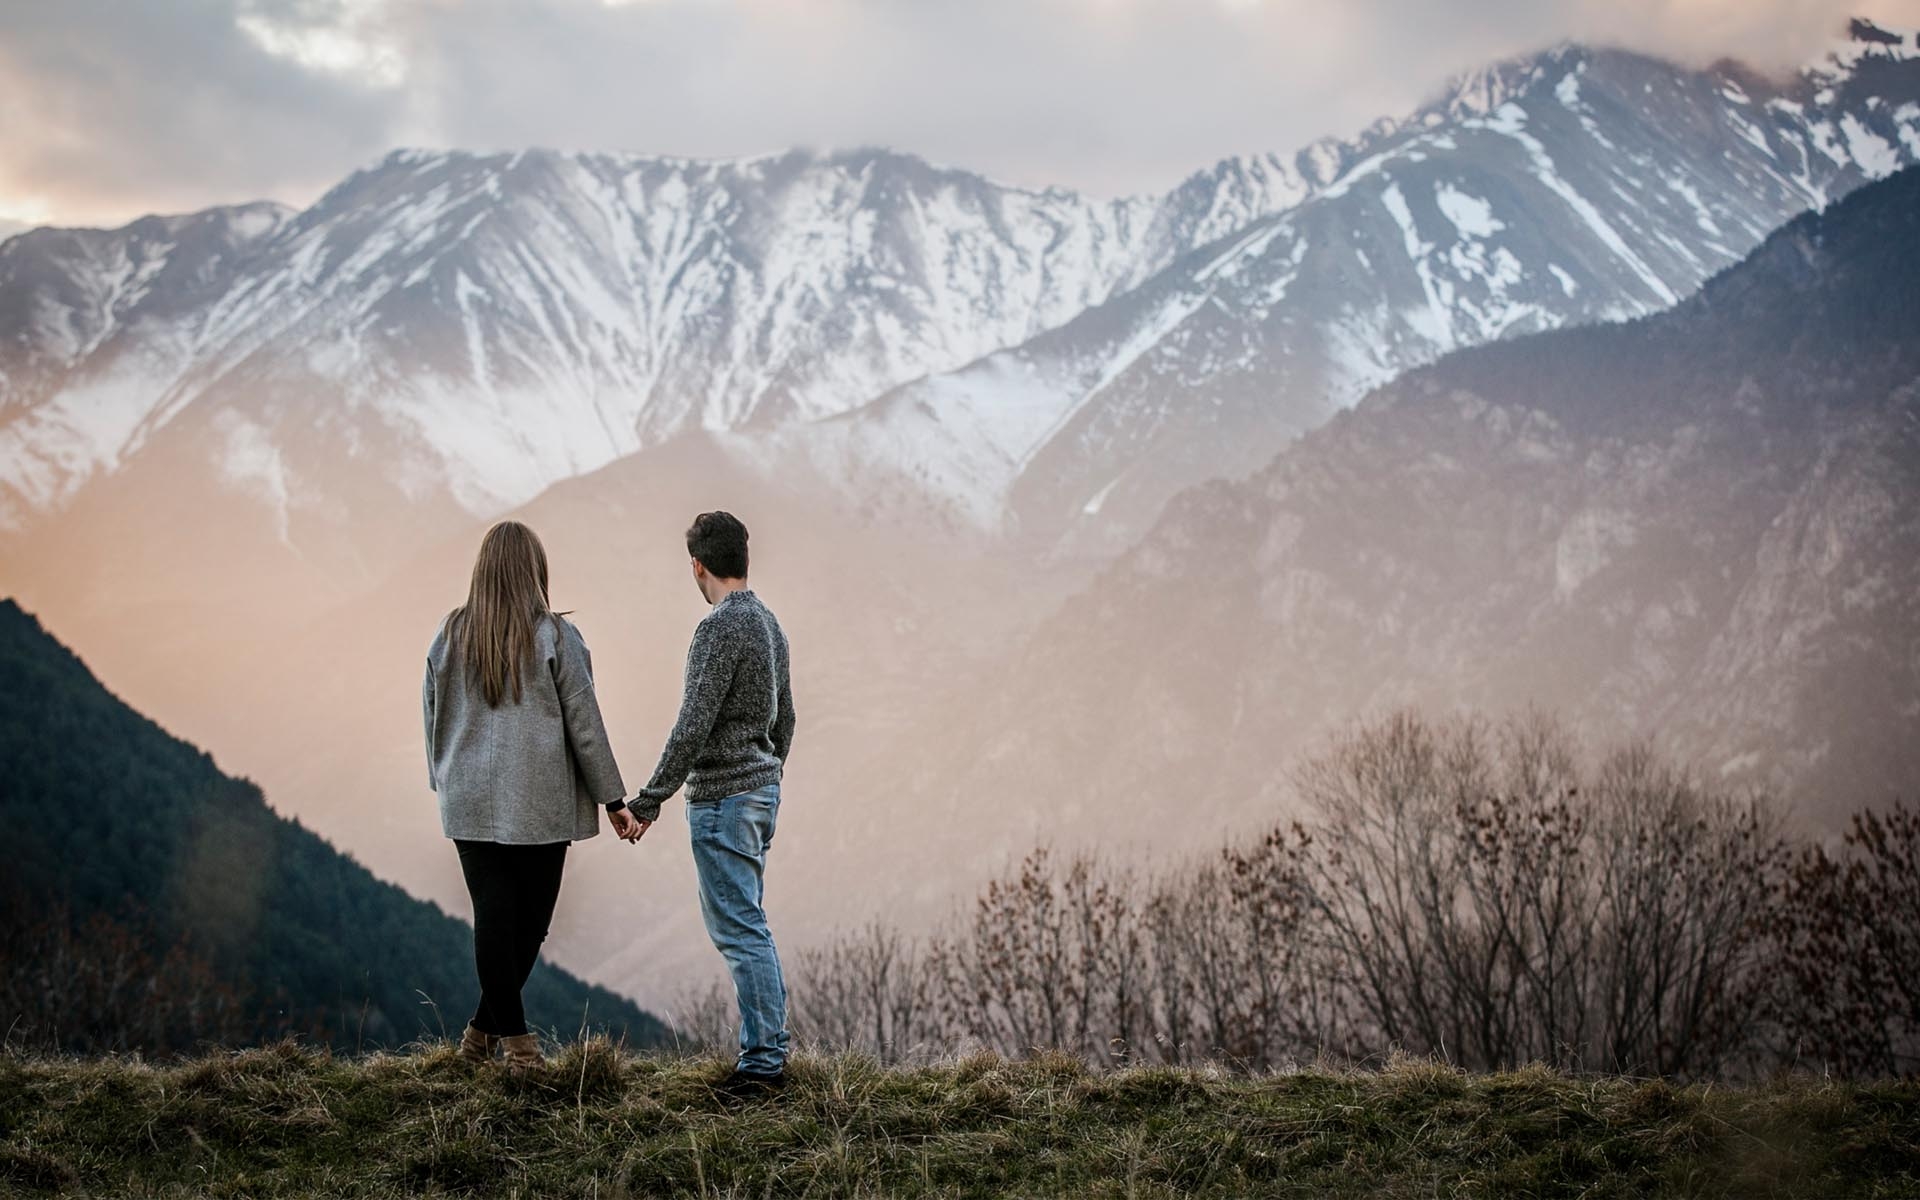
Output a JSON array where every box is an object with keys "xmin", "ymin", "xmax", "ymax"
[{"xmin": 2, "ymin": 1043, "xmax": 1917, "ymax": 1198}]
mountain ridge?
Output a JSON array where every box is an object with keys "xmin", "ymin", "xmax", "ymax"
[
  {"xmin": 5, "ymin": 24, "xmax": 1914, "ymax": 563},
  {"xmin": 736, "ymin": 27, "xmax": 1920, "ymax": 554}
]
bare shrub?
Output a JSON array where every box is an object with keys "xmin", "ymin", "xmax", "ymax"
[
  {"xmin": 1298, "ymin": 711, "xmax": 1785, "ymax": 1077},
  {"xmin": 1140, "ymin": 823, "xmax": 1332, "ymax": 1067},
  {"xmin": 788, "ymin": 923, "xmax": 939, "ymax": 1061},
  {"xmin": 786, "ymin": 711, "xmax": 1901, "ymax": 1079},
  {"xmin": 924, "ymin": 847, "xmax": 1147, "ymax": 1062},
  {"xmin": 1768, "ymin": 800, "xmax": 1920, "ymax": 1076},
  {"xmin": 657, "ymin": 976, "xmax": 737, "ymax": 1055},
  {"xmin": 0, "ymin": 892, "xmax": 251, "ymax": 1054}
]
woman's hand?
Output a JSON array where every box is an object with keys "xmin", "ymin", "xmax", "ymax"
[{"xmin": 609, "ymin": 808, "xmax": 651, "ymax": 843}]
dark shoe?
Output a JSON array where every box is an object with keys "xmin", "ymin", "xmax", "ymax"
[{"xmin": 716, "ymin": 1068, "xmax": 787, "ymax": 1101}]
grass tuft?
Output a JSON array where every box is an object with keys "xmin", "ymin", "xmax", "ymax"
[{"xmin": 1, "ymin": 1043, "xmax": 1915, "ymax": 1197}]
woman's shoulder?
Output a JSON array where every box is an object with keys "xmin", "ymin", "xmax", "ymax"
[
  {"xmin": 428, "ymin": 609, "xmax": 460, "ymax": 657},
  {"xmin": 544, "ymin": 611, "xmax": 589, "ymax": 650}
]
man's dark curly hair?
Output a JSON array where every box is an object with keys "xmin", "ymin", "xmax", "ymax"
[{"xmin": 686, "ymin": 511, "xmax": 749, "ymax": 579}]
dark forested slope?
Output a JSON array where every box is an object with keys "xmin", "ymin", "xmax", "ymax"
[{"xmin": 0, "ymin": 599, "xmax": 662, "ymax": 1052}]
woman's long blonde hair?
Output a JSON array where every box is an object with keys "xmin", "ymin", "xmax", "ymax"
[{"xmin": 449, "ymin": 521, "xmax": 551, "ymax": 707}]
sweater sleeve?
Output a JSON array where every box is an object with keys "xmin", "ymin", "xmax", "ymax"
[
  {"xmin": 631, "ymin": 614, "xmax": 738, "ymax": 819},
  {"xmin": 771, "ymin": 627, "xmax": 796, "ymax": 764},
  {"xmin": 551, "ymin": 618, "xmax": 627, "ymax": 805}
]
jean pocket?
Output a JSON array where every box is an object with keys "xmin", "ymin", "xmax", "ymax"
[{"xmin": 730, "ymin": 796, "xmax": 776, "ymax": 847}]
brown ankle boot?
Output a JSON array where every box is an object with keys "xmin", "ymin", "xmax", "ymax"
[
  {"xmin": 499, "ymin": 1032, "xmax": 543, "ymax": 1071},
  {"xmin": 459, "ymin": 1022, "xmax": 498, "ymax": 1063}
]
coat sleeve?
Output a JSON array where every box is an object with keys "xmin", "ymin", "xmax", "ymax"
[
  {"xmin": 551, "ymin": 618, "xmax": 628, "ymax": 805},
  {"xmin": 423, "ymin": 657, "xmax": 438, "ymax": 791}
]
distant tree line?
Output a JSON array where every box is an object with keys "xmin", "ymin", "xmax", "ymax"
[{"xmin": 674, "ymin": 712, "xmax": 1919, "ymax": 1079}]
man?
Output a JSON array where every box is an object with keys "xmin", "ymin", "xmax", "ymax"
[{"xmin": 610, "ymin": 511, "xmax": 795, "ymax": 1096}]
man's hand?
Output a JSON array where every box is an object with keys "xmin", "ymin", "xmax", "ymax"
[{"xmin": 609, "ymin": 808, "xmax": 647, "ymax": 842}]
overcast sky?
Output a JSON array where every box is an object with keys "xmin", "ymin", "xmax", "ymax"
[{"xmin": 2, "ymin": 0, "xmax": 1917, "ymax": 231}]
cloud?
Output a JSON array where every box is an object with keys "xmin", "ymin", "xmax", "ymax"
[
  {"xmin": 1, "ymin": 0, "xmax": 1916, "ymax": 227},
  {"xmin": 0, "ymin": 0, "xmax": 395, "ymax": 226}
]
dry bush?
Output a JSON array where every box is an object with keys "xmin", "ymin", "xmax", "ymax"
[
  {"xmin": 923, "ymin": 848, "xmax": 1145, "ymax": 1063},
  {"xmin": 0, "ymin": 893, "xmax": 252, "ymax": 1054},
  {"xmin": 1299, "ymin": 712, "xmax": 1785, "ymax": 1077},
  {"xmin": 1767, "ymin": 800, "xmax": 1920, "ymax": 1076},
  {"xmin": 656, "ymin": 976, "xmax": 738, "ymax": 1055},
  {"xmin": 1141, "ymin": 822, "xmax": 1334, "ymax": 1066},
  {"xmin": 788, "ymin": 922, "xmax": 939, "ymax": 1061},
  {"xmin": 783, "ymin": 712, "xmax": 1917, "ymax": 1080}
]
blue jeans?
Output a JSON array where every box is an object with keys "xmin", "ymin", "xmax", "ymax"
[{"xmin": 688, "ymin": 783, "xmax": 789, "ymax": 1074}]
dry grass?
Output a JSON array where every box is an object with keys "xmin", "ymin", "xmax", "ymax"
[{"xmin": 1, "ymin": 1039, "xmax": 1916, "ymax": 1197}]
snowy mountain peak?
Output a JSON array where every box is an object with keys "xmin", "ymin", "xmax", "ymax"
[
  {"xmin": 3, "ymin": 23, "xmax": 1918, "ymax": 578},
  {"xmin": 0, "ymin": 145, "xmax": 1190, "ymax": 531},
  {"xmin": 754, "ymin": 27, "xmax": 1920, "ymax": 555},
  {"xmin": 1432, "ymin": 48, "xmax": 1573, "ymax": 120}
]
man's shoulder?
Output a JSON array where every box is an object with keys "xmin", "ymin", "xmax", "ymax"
[
  {"xmin": 693, "ymin": 601, "xmax": 749, "ymax": 645},
  {"xmin": 740, "ymin": 594, "xmax": 786, "ymax": 637}
]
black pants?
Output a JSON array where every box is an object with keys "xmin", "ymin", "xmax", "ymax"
[{"xmin": 454, "ymin": 839, "xmax": 568, "ymax": 1038}]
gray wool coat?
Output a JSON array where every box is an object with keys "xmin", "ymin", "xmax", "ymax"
[{"xmin": 423, "ymin": 612, "xmax": 626, "ymax": 844}]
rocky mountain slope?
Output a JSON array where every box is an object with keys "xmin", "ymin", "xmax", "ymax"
[{"xmin": 891, "ymin": 164, "xmax": 1920, "ymax": 890}]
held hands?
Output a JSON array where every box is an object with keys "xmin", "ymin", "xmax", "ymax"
[{"xmin": 609, "ymin": 806, "xmax": 652, "ymax": 843}]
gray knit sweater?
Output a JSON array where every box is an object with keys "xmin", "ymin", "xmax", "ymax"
[
  {"xmin": 630, "ymin": 589, "xmax": 794, "ymax": 819},
  {"xmin": 424, "ymin": 613, "xmax": 626, "ymax": 844}
]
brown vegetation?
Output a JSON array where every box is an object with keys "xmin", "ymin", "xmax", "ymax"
[{"xmin": 737, "ymin": 712, "xmax": 1918, "ymax": 1079}]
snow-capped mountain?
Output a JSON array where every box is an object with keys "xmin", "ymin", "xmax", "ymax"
[
  {"xmin": 747, "ymin": 25, "xmax": 1920, "ymax": 552},
  {"xmin": 5, "ymin": 24, "xmax": 1916, "ymax": 570},
  {"xmin": 0, "ymin": 202, "xmax": 292, "ymax": 525},
  {"xmin": 0, "ymin": 146, "xmax": 1307, "ymax": 541}
]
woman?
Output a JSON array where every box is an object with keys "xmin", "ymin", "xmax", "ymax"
[{"xmin": 423, "ymin": 520, "xmax": 633, "ymax": 1069}]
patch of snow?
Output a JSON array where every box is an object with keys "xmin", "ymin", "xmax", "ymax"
[
  {"xmin": 1555, "ymin": 69, "xmax": 1582, "ymax": 107},
  {"xmin": 1896, "ymin": 102, "xmax": 1920, "ymax": 156},
  {"xmin": 1729, "ymin": 115, "xmax": 1774, "ymax": 156},
  {"xmin": 1379, "ymin": 183, "xmax": 1454, "ymax": 350},
  {"xmin": 1435, "ymin": 184, "xmax": 1505, "ymax": 239},
  {"xmin": 1081, "ymin": 473, "xmax": 1123, "ymax": 516},
  {"xmin": 1806, "ymin": 120, "xmax": 1848, "ymax": 166},
  {"xmin": 212, "ymin": 411, "xmax": 294, "ymax": 543},
  {"xmin": 1839, "ymin": 113, "xmax": 1901, "ymax": 177},
  {"xmin": 1478, "ymin": 102, "xmax": 1678, "ymax": 306},
  {"xmin": 1666, "ymin": 176, "xmax": 1722, "ymax": 236}
]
